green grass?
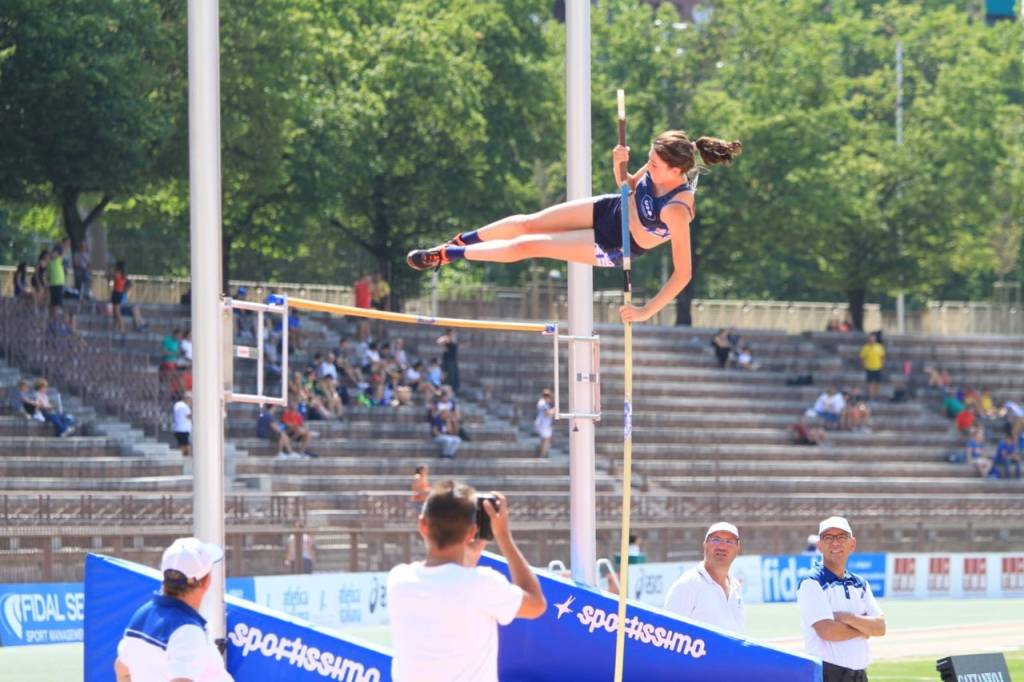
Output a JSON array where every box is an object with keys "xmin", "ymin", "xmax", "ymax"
[{"xmin": 870, "ymin": 651, "xmax": 1024, "ymax": 680}]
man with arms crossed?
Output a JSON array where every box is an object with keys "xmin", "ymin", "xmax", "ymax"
[
  {"xmin": 797, "ymin": 516, "xmax": 886, "ymax": 682},
  {"xmin": 388, "ymin": 481, "xmax": 547, "ymax": 681},
  {"xmin": 663, "ymin": 521, "xmax": 745, "ymax": 634}
]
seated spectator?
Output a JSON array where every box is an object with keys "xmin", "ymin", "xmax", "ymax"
[
  {"xmin": 710, "ymin": 329, "xmax": 732, "ymax": 369},
  {"xmin": 813, "ymin": 387, "xmax": 845, "ymax": 429},
  {"xmin": 31, "ymin": 250, "xmax": 50, "ymax": 309},
  {"xmin": 841, "ymin": 388, "xmax": 871, "ymax": 432},
  {"xmin": 825, "ymin": 318, "xmax": 840, "ymax": 332},
  {"xmin": 965, "ymin": 427, "xmax": 993, "ymax": 477},
  {"xmin": 280, "ymin": 400, "xmax": 313, "ymax": 457},
  {"xmin": 979, "ymin": 387, "xmax": 996, "ymax": 418},
  {"xmin": 257, "ymin": 406, "xmax": 293, "ymax": 456},
  {"xmin": 1000, "ymin": 400, "xmax": 1024, "ymax": 443},
  {"xmin": 433, "ymin": 385, "xmax": 469, "ymax": 441},
  {"xmin": 735, "ymin": 345, "xmax": 757, "ymax": 371},
  {"xmin": 426, "ymin": 357, "xmax": 443, "ymax": 389},
  {"xmin": 992, "ymin": 431, "xmax": 1021, "ymax": 479},
  {"xmin": 790, "ymin": 415, "xmax": 826, "ymax": 446},
  {"xmin": 32, "ymin": 379, "xmax": 76, "ymax": 437},
  {"xmin": 430, "ymin": 407, "xmax": 461, "ymax": 459},
  {"xmin": 119, "ymin": 281, "xmax": 149, "ymax": 332},
  {"xmin": 391, "ymin": 338, "xmax": 409, "ymax": 370},
  {"xmin": 943, "ymin": 389, "xmax": 965, "ymax": 419},
  {"xmin": 955, "ymin": 406, "xmax": 977, "ymax": 435},
  {"xmin": 14, "ymin": 379, "xmax": 35, "ymax": 418}
]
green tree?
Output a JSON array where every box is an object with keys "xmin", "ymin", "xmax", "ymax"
[{"xmin": 0, "ymin": 0, "xmax": 178, "ymax": 252}]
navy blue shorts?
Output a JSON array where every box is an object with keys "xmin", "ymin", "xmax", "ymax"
[{"xmin": 592, "ymin": 195, "xmax": 646, "ymax": 256}]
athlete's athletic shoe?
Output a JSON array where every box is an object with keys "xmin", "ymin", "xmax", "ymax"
[{"xmin": 406, "ymin": 246, "xmax": 448, "ymax": 271}]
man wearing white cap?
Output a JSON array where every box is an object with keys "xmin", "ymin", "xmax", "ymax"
[
  {"xmin": 663, "ymin": 522, "xmax": 744, "ymax": 634},
  {"xmin": 796, "ymin": 517, "xmax": 886, "ymax": 682},
  {"xmin": 114, "ymin": 537, "xmax": 233, "ymax": 682}
]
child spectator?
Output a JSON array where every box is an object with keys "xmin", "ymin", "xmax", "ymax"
[
  {"xmin": 426, "ymin": 358, "xmax": 443, "ymax": 390},
  {"xmin": 790, "ymin": 415, "xmax": 826, "ymax": 446},
  {"xmin": 813, "ymin": 387, "xmax": 844, "ymax": 429},
  {"xmin": 109, "ymin": 260, "xmax": 128, "ymax": 331},
  {"xmin": 119, "ymin": 281, "xmax": 148, "ymax": 331},
  {"xmin": 965, "ymin": 427, "xmax": 992, "ymax": 477},
  {"xmin": 534, "ymin": 389, "xmax": 555, "ymax": 457},
  {"xmin": 15, "ymin": 379, "xmax": 35, "ymax": 418},
  {"xmin": 31, "ymin": 379, "xmax": 76, "ymax": 437},
  {"xmin": 954, "ymin": 406, "xmax": 977, "ymax": 435},
  {"xmin": 841, "ymin": 388, "xmax": 871, "ymax": 432},
  {"xmin": 280, "ymin": 400, "xmax": 313, "ymax": 457},
  {"xmin": 735, "ymin": 345, "xmax": 757, "ymax": 371},
  {"xmin": 172, "ymin": 393, "xmax": 192, "ymax": 457}
]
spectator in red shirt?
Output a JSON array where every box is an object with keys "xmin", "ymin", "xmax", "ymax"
[
  {"xmin": 280, "ymin": 401, "xmax": 312, "ymax": 456},
  {"xmin": 354, "ymin": 273, "xmax": 372, "ymax": 308},
  {"xmin": 955, "ymin": 406, "xmax": 977, "ymax": 435}
]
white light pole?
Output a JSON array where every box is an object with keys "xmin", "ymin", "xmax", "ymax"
[
  {"xmin": 187, "ymin": 0, "xmax": 226, "ymax": 639},
  {"xmin": 565, "ymin": 0, "xmax": 596, "ymax": 586}
]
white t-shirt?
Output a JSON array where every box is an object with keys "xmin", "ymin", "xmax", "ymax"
[
  {"xmin": 387, "ymin": 562, "xmax": 524, "ymax": 682},
  {"xmin": 118, "ymin": 622, "xmax": 232, "ymax": 682},
  {"xmin": 180, "ymin": 339, "xmax": 193, "ymax": 361},
  {"xmin": 173, "ymin": 401, "xmax": 192, "ymax": 433},
  {"xmin": 828, "ymin": 393, "xmax": 847, "ymax": 415},
  {"xmin": 534, "ymin": 399, "xmax": 553, "ymax": 438},
  {"xmin": 318, "ymin": 360, "xmax": 338, "ymax": 381},
  {"xmin": 797, "ymin": 565, "xmax": 882, "ymax": 670},
  {"xmin": 663, "ymin": 563, "xmax": 745, "ymax": 634}
]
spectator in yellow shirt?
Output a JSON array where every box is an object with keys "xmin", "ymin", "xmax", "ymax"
[
  {"xmin": 372, "ymin": 272, "xmax": 391, "ymax": 311},
  {"xmin": 860, "ymin": 333, "xmax": 885, "ymax": 400}
]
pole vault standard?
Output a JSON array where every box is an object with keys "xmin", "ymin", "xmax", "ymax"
[
  {"xmin": 612, "ymin": 89, "xmax": 634, "ymax": 682},
  {"xmin": 223, "ymin": 296, "xmax": 600, "ymax": 424}
]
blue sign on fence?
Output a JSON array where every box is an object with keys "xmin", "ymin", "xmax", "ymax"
[
  {"xmin": 0, "ymin": 582, "xmax": 85, "ymax": 646},
  {"xmin": 762, "ymin": 554, "xmax": 887, "ymax": 603}
]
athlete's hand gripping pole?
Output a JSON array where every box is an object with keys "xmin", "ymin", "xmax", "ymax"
[{"xmin": 612, "ymin": 88, "xmax": 635, "ymax": 682}]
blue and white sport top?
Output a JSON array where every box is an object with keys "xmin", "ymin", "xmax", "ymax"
[{"xmin": 633, "ymin": 172, "xmax": 694, "ymax": 238}]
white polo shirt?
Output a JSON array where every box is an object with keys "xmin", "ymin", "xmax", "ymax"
[
  {"xmin": 663, "ymin": 563, "xmax": 745, "ymax": 634},
  {"xmin": 797, "ymin": 564, "xmax": 882, "ymax": 670}
]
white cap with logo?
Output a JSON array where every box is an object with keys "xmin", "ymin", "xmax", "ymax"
[
  {"xmin": 704, "ymin": 522, "xmax": 740, "ymax": 541},
  {"xmin": 160, "ymin": 537, "xmax": 224, "ymax": 581},
  {"xmin": 818, "ymin": 516, "xmax": 854, "ymax": 536}
]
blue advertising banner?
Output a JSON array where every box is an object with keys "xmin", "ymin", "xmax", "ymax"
[
  {"xmin": 480, "ymin": 555, "xmax": 822, "ymax": 682},
  {"xmin": 226, "ymin": 576, "xmax": 257, "ymax": 603},
  {"xmin": 84, "ymin": 554, "xmax": 391, "ymax": 682},
  {"xmin": 762, "ymin": 554, "xmax": 887, "ymax": 603},
  {"xmin": 0, "ymin": 582, "xmax": 84, "ymax": 647}
]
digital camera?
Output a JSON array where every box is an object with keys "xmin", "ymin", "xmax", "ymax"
[{"xmin": 475, "ymin": 493, "xmax": 499, "ymax": 541}]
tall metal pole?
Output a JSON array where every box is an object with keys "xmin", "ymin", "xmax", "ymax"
[
  {"xmin": 895, "ymin": 40, "xmax": 905, "ymax": 334},
  {"xmin": 565, "ymin": 0, "xmax": 596, "ymax": 586},
  {"xmin": 187, "ymin": 0, "xmax": 226, "ymax": 639}
]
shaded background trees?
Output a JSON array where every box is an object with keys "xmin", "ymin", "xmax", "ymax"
[{"xmin": 1, "ymin": 0, "xmax": 1021, "ymax": 322}]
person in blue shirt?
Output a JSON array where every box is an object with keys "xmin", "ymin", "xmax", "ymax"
[
  {"xmin": 115, "ymin": 538, "xmax": 231, "ymax": 682},
  {"xmin": 992, "ymin": 432, "xmax": 1020, "ymax": 479},
  {"xmin": 966, "ymin": 427, "xmax": 993, "ymax": 477},
  {"xmin": 406, "ymin": 131, "xmax": 741, "ymax": 323}
]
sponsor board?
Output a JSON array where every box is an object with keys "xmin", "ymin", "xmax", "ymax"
[
  {"xmin": 253, "ymin": 573, "xmax": 389, "ymax": 629},
  {"xmin": 481, "ymin": 554, "xmax": 821, "ymax": 681},
  {"xmin": 884, "ymin": 553, "xmax": 1024, "ymax": 599},
  {"xmin": 84, "ymin": 554, "xmax": 390, "ymax": 682},
  {"xmin": 0, "ymin": 583, "xmax": 84, "ymax": 647},
  {"xmin": 761, "ymin": 554, "xmax": 885, "ymax": 603}
]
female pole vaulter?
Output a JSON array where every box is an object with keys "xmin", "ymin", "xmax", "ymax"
[{"xmin": 406, "ymin": 130, "xmax": 741, "ymax": 323}]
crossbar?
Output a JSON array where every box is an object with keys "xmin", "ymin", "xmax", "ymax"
[{"xmin": 289, "ymin": 296, "xmax": 556, "ymax": 334}]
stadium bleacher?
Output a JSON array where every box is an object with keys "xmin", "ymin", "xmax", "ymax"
[{"xmin": 1, "ymin": 295, "xmax": 1022, "ymax": 580}]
